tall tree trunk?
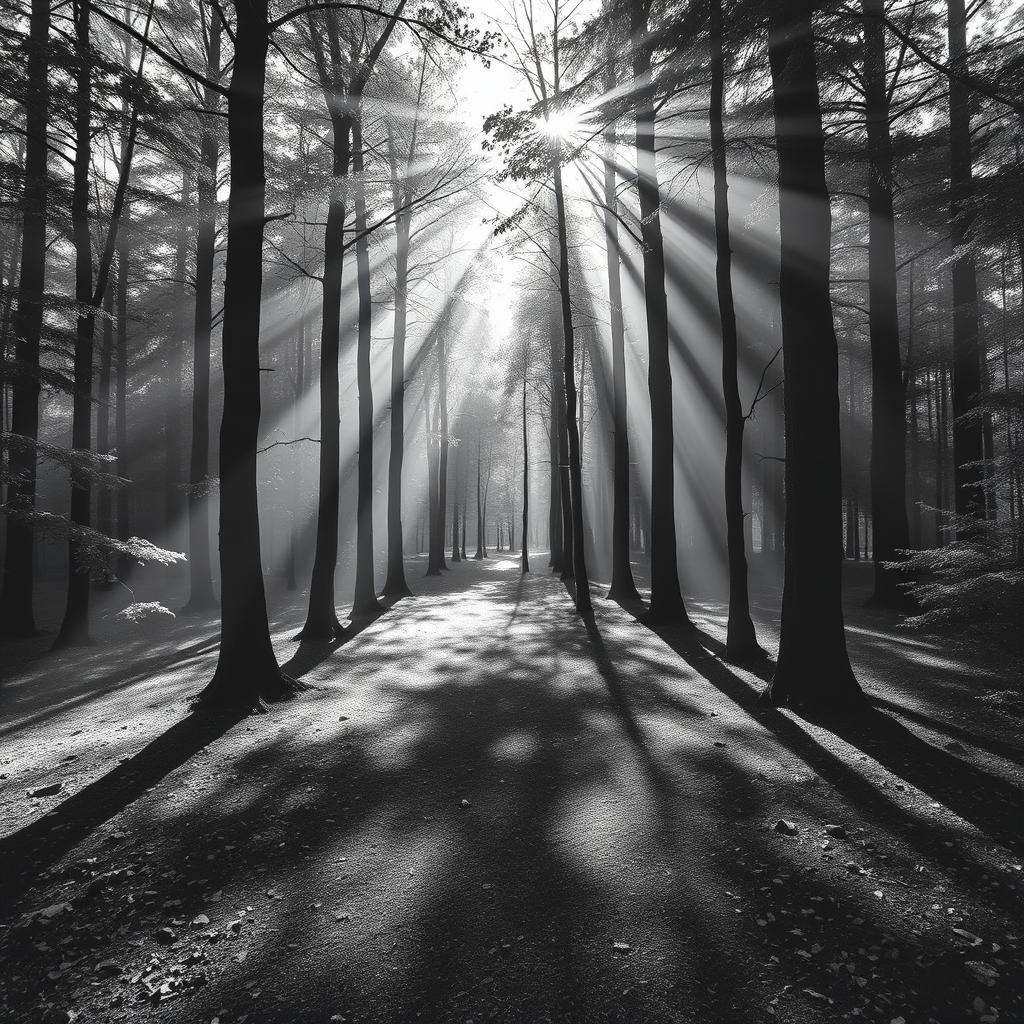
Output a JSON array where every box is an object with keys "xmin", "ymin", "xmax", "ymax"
[
  {"xmin": 186, "ymin": 13, "xmax": 220, "ymax": 611},
  {"xmin": 438, "ymin": 329, "xmax": 449, "ymax": 570},
  {"xmin": 946, "ymin": 0, "xmax": 985, "ymax": 525},
  {"xmin": 631, "ymin": 0, "xmax": 687, "ymax": 624},
  {"xmin": 602, "ymin": 24, "xmax": 638, "ymax": 602},
  {"xmin": 114, "ymin": 205, "xmax": 131, "ymax": 579},
  {"xmin": 198, "ymin": 0, "xmax": 294, "ymax": 708},
  {"xmin": 521, "ymin": 369, "xmax": 530, "ymax": 574},
  {"xmin": 285, "ymin": 317, "xmax": 305, "ymax": 591},
  {"xmin": 384, "ymin": 207, "xmax": 412, "ymax": 594},
  {"xmin": 350, "ymin": 109, "xmax": 380, "ymax": 620},
  {"xmin": 96, "ymin": 286, "xmax": 114, "ymax": 572},
  {"xmin": 711, "ymin": 0, "xmax": 758, "ymax": 658},
  {"xmin": 547, "ymin": 294, "xmax": 565, "ymax": 572},
  {"xmin": 475, "ymin": 436, "xmax": 484, "ymax": 559},
  {"xmin": 165, "ymin": 168, "xmax": 189, "ymax": 539},
  {"xmin": 426, "ymin": 383, "xmax": 441, "ymax": 574},
  {"xmin": 907, "ymin": 263, "xmax": 922, "ymax": 547},
  {"xmin": 55, "ymin": 0, "xmax": 98, "ymax": 648},
  {"xmin": 765, "ymin": 0, "xmax": 863, "ymax": 709},
  {"xmin": 451, "ymin": 501, "xmax": 461, "ymax": 562},
  {"xmin": 552, "ymin": 147, "xmax": 591, "ymax": 614},
  {"xmin": 0, "ymin": 0, "xmax": 48, "ymax": 637},
  {"xmin": 301, "ymin": 106, "xmax": 350, "ymax": 638},
  {"xmin": 863, "ymin": 0, "xmax": 910, "ymax": 604}
]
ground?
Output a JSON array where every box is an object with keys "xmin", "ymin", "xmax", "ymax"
[{"xmin": 1, "ymin": 556, "xmax": 1023, "ymax": 1024}]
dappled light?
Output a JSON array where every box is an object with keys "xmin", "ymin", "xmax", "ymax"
[{"xmin": 2, "ymin": 0, "xmax": 1023, "ymax": 1018}]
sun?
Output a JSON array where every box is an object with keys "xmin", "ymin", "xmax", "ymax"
[{"xmin": 537, "ymin": 107, "xmax": 585, "ymax": 141}]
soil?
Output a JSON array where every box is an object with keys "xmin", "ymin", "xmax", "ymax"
[{"xmin": 1, "ymin": 555, "xmax": 1023, "ymax": 1024}]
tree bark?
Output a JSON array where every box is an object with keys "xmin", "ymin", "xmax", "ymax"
[
  {"xmin": 0, "ymin": 0, "xmax": 48, "ymax": 637},
  {"xmin": 602, "ymin": 26, "xmax": 639, "ymax": 603},
  {"xmin": 55, "ymin": 0, "xmax": 98, "ymax": 647},
  {"xmin": 946, "ymin": 0, "xmax": 986, "ymax": 525},
  {"xmin": 301, "ymin": 104, "xmax": 350, "ymax": 638},
  {"xmin": 350, "ymin": 108, "xmax": 381, "ymax": 620},
  {"xmin": 197, "ymin": 0, "xmax": 294, "ymax": 708},
  {"xmin": 764, "ymin": 0, "xmax": 863, "ymax": 709},
  {"xmin": 547, "ymin": 294, "xmax": 564, "ymax": 572},
  {"xmin": 711, "ymin": 0, "xmax": 758, "ymax": 658},
  {"xmin": 186, "ymin": 11, "xmax": 220, "ymax": 611},
  {"xmin": 384, "ymin": 195, "xmax": 412, "ymax": 595},
  {"xmin": 631, "ymin": 0, "xmax": 688, "ymax": 624},
  {"xmin": 521, "ymin": 368, "xmax": 530, "ymax": 574},
  {"xmin": 165, "ymin": 168, "xmax": 190, "ymax": 539},
  {"xmin": 552, "ymin": 150, "xmax": 592, "ymax": 614},
  {"xmin": 863, "ymin": 0, "xmax": 910, "ymax": 604}
]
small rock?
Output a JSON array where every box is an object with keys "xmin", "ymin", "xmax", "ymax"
[
  {"xmin": 27, "ymin": 782, "xmax": 62, "ymax": 798},
  {"xmin": 154, "ymin": 927, "xmax": 177, "ymax": 945},
  {"xmin": 191, "ymin": 914, "xmax": 211, "ymax": 928},
  {"xmin": 774, "ymin": 819, "xmax": 799, "ymax": 836},
  {"xmin": 460, "ymin": 799, "xmax": 471, "ymax": 809},
  {"xmin": 612, "ymin": 941, "xmax": 631, "ymax": 952},
  {"xmin": 823, "ymin": 824, "xmax": 846, "ymax": 839},
  {"xmin": 94, "ymin": 960, "xmax": 123, "ymax": 977}
]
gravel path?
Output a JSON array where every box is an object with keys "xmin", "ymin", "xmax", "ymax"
[{"xmin": 2, "ymin": 557, "xmax": 1023, "ymax": 1023}]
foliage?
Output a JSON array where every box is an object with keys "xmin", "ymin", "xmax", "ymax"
[{"xmin": 0, "ymin": 505, "xmax": 185, "ymax": 579}]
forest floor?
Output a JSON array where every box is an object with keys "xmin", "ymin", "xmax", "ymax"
[{"xmin": 1, "ymin": 555, "xmax": 1023, "ymax": 1024}]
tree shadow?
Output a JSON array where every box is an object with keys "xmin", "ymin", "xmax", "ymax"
[
  {"xmin": 0, "ymin": 708, "xmax": 244, "ymax": 912},
  {"xmin": 281, "ymin": 594, "xmax": 404, "ymax": 679},
  {"xmin": 637, "ymin": 614, "xmax": 1024, "ymax": 874},
  {"xmin": 870, "ymin": 694, "xmax": 1024, "ymax": 766}
]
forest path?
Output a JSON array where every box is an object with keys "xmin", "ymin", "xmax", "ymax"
[{"xmin": 2, "ymin": 556, "xmax": 1024, "ymax": 1023}]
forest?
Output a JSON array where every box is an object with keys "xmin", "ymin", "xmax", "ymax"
[{"xmin": 0, "ymin": 0, "xmax": 1023, "ymax": 1019}]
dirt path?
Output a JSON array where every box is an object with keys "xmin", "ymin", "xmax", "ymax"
[{"xmin": 2, "ymin": 557, "xmax": 1023, "ymax": 1023}]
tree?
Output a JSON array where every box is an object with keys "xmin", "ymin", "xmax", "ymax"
[
  {"xmin": 710, "ymin": 0, "xmax": 758, "ymax": 658},
  {"xmin": 764, "ymin": 0, "xmax": 864, "ymax": 709},
  {"xmin": 196, "ymin": 0, "xmax": 297, "ymax": 707},
  {"xmin": 0, "ymin": 0, "xmax": 48, "ymax": 637},
  {"xmin": 863, "ymin": 0, "xmax": 910, "ymax": 605},
  {"xmin": 600, "ymin": 9, "xmax": 639, "ymax": 604},
  {"xmin": 630, "ymin": 0, "xmax": 688, "ymax": 625}
]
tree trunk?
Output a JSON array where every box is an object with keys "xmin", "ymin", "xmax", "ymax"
[
  {"xmin": 946, "ymin": 0, "xmax": 986, "ymax": 525},
  {"xmin": 631, "ymin": 0, "xmax": 687, "ymax": 624},
  {"xmin": 552, "ymin": 149, "xmax": 591, "ymax": 613},
  {"xmin": 863, "ymin": 0, "xmax": 910, "ymax": 604},
  {"xmin": 301, "ymin": 107, "xmax": 350, "ymax": 638},
  {"xmin": 186, "ymin": 13, "xmax": 220, "ymax": 611},
  {"xmin": 285, "ymin": 317, "xmax": 305, "ymax": 591},
  {"xmin": 602, "ymin": 26, "xmax": 638, "ymax": 602},
  {"xmin": 522, "ymin": 370, "xmax": 530, "ymax": 574},
  {"xmin": 765, "ymin": 0, "xmax": 863, "ymax": 709},
  {"xmin": 426, "ymin": 383, "xmax": 441, "ymax": 575},
  {"xmin": 548, "ymin": 296, "xmax": 565, "ymax": 572},
  {"xmin": 197, "ymin": 0, "xmax": 294, "ymax": 708},
  {"xmin": 438, "ymin": 329, "xmax": 449, "ymax": 570},
  {"xmin": 96, "ymin": 286, "xmax": 114, "ymax": 570},
  {"xmin": 55, "ymin": 0, "xmax": 97, "ymax": 648},
  {"xmin": 350, "ymin": 108, "xmax": 381, "ymax": 620},
  {"xmin": 113, "ymin": 204, "xmax": 131, "ymax": 580},
  {"xmin": 475, "ymin": 436, "xmax": 484, "ymax": 559},
  {"xmin": 165, "ymin": 168, "xmax": 189, "ymax": 539},
  {"xmin": 0, "ymin": 0, "xmax": 48, "ymax": 637},
  {"xmin": 711, "ymin": 0, "xmax": 758, "ymax": 658},
  {"xmin": 451, "ymin": 501, "xmax": 461, "ymax": 562},
  {"xmin": 384, "ymin": 207, "xmax": 412, "ymax": 595}
]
